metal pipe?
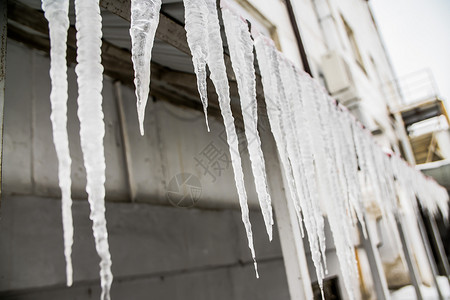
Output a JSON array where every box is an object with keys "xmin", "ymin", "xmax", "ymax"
[
  {"xmin": 428, "ymin": 216, "xmax": 450, "ymax": 279},
  {"xmin": 284, "ymin": 0, "xmax": 312, "ymax": 76},
  {"xmin": 396, "ymin": 217, "xmax": 424, "ymax": 300},
  {"xmin": 415, "ymin": 206, "xmax": 444, "ymax": 300}
]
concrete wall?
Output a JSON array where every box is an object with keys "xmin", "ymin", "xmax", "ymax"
[
  {"xmin": 0, "ymin": 195, "xmax": 288, "ymax": 299},
  {"xmin": 0, "ymin": 40, "xmax": 291, "ymax": 299},
  {"xmin": 2, "ymin": 39, "xmax": 267, "ymax": 209}
]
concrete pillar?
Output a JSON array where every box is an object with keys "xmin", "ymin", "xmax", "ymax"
[{"xmin": 259, "ymin": 113, "xmax": 314, "ymax": 300}]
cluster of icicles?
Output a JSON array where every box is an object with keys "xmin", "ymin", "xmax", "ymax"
[{"xmin": 42, "ymin": 0, "xmax": 449, "ymax": 299}]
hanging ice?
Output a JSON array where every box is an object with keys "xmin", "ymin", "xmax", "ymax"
[
  {"xmin": 184, "ymin": 0, "xmax": 258, "ymax": 276},
  {"xmin": 278, "ymin": 54, "xmax": 328, "ymax": 287},
  {"xmin": 221, "ymin": 5, "xmax": 273, "ymax": 241},
  {"xmin": 42, "ymin": 0, "xmax": 73, "ymax": 287},
  {"xmin": 183, "ymin": 0, "xmax": 210, "ymax": 131},
  {"xmin": 130, "ymin": 0, "xmax": 162, "ymax": 135},
  {"xmin": 253, "ymin": 33, "xmax": 327, "ymax": 289},
  {"xmin": 74, "ymin": 0, "xmax": 113, "ymax": 299},
  {"xmin": 299, "ymin": 74, "xmax": 338, "ymax": 284},
  {"xmin": 306, "ymin": 79, "xmax": 358, "ymax": 300},
  {"xmin": 339, "ymin": 111, "xmax": 367, "ymax": 237},
  {"xmin": 291, "ymin": 66, "xmax": 328, "ymax": 272},
  {"xmin": 252, "ymin": 33, "xmax": 304, "ymax": 240}
]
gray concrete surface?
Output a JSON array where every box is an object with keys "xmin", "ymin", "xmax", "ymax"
[{"xmin": 0, "ymin": 195, "xmax": 287, "ymax": 299}]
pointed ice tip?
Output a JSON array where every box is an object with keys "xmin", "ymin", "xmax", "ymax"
[
  {"xmin": 253, "ymin": 259, "xmax": 259, "ymax": 278},
  {"xmin": 204, "ymin": 111, "xmax": 210, "ymax": 132},
  {"xmin": 66, "ymin": 264, "xmax": 73, "ymax": 287}
]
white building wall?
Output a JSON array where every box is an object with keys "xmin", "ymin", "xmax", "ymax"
[{"xmin": 245, "ymin": 0, "xmax": 403, "ymax": 150}]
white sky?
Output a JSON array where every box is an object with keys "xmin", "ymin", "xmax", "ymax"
[{"xmin": 370, "ymin": 0, "xmax": 450, "ymax": 105}]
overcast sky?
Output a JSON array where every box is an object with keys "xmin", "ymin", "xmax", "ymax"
[{"xmin": 370, "ymin": 0, "xmax": 450, "ymax": 105}]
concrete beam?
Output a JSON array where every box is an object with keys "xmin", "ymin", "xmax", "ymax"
[{"xmin": 6, "ymin": 0, "xmax": 224, "ymax": 118}]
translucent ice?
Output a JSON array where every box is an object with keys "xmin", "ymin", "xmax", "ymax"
[
  {"xmin": 278, "ymin": 54, "xmax": 327, "ymax": 287},
  {"xmin": 183, "ymin": 0, "xmax": 210, "ymax": 131},
  {"xmin": 74, "ymin": 0, "xmax": 113, "ymax": 299},
  {"xmin": 42, "ymin": 0, "xmax": 73, "ymax": 287},
  {"xmin": 130, "ymin": 0, "xmax": 162, "ymax": 135},
  {"xmin": 254, "ymin": 33, "xmax": 327, "ymax": 289},
  {"xmin": 221, "ymin": 6, "xmax": 273, "ymax": 241},
  {"xmin": 184, "ymin": 0, "xmax": 258, "ymax": 276}
]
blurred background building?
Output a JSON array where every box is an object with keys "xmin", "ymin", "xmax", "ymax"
[{"xmin": 0, "ymin": 0, "xmax": 448, "ymax": 299}]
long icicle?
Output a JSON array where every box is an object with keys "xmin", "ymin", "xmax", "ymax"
[
  {"xmin": 183, "ymin": 0, "xmax": 210, "ymax": 131},
  {"xmin": 221, "ymin": 5, "xmax": 273, "ymax": 241},
  {"xmin": 278, "ymin": 54, "xmax": 327, "ymax": 289},
  {"xmin": 206, "ymin": 0, "xmax": 258, "ymax": 276},
  {"xmin": 290, "ymin": 63, "xmax": 329, "ymax": 275},
  {"xmin": 74, "ymin": 0, "xmax": 113, "ymax": 299},
  {"xmin": 41, "ymin": 0, "xmax": 73, "ymax": 287},
  {"xmin": 183, "ymin": 0, "xmax": 258, "ymax": 276},
  {"xmin": 130, "ymin": 0, "xmax": 162, "ymax": 136}
]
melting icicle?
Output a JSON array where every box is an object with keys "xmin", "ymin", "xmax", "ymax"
[
  {"xmin": 253, "ymin": 34, "xmax": 304, "ymax": 240},
  {"xmin": 184, "ymin": 0, "xmax": 258, "ymax": 276},
  {"xmin": 254, "ymin": 33, "xmax": 328, "ymax": 289},
  {"xmin": 183, "ymin": 0, "xmax": 210, "ymax": 131},
  {"xmin": 307, "ymin": 79, "xmax": 358, "ymax": 300},
  {"xmin": 221, "ymin": 5, "xmax": 273, "ymax": 241},
  {"xmin": 130, "ymin": 0, "xmax": 162, "ymax": 135},
  {"xmin": 292, "ymin": 67, "xmax": 328, "ymax": 273},
  {"xmin": 278, "ymin": 54, "xmax": 327, "ymax": 287},
  {"xmin": 340, "ymin": 111, "xmax": 367, "ymax": 237},
  {"xmin": 74, "ymin": 0, "xmax": 113, "ymax": 299},
  {"xmin": 42, "ymin": 0, "xmax": 73, "ymax": 287}
]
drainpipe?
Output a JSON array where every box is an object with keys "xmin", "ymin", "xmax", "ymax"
[{"xmin": 284, "ymin": 0, "xmax": 312, "ymax": 77}]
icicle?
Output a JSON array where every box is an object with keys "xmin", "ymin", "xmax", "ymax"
[
  {"xmin": 307, "ymin": 80, "xmax": 358, "ymax": 300},
  {"xmin": 221, "ymin": 5, "xmax": 273, "ymax": 241},
  {"xmin": 254, "ymin": 33, "xmax": 328, "ymax": 290},
  {"xmin": 42, "ymin": 0, "xmax": 73, "ymax": 287},
  {"xmin": 130, "ymin": 0, "xmax": 162, "ymax": 135},
  {"xmin": 74, "ymin": 1, "xmax": 113, "ymax": 299},
  {"xmin": 278, "ymin": 55, "xmax": 328, "ymax": 285},
  {"xmin": 340, "ymin": 111, "xmax": 367, "ymax": 238},
  {"xmin": 252, "ymin": 35, "xmax": 302, "ymax": 223},
  {"xmin": 292, "ymin": 67, "xmax": 328, "ymax": 273},
  {"xmin": 361, "ymin": 131, "xmax": 403, "ymax": 254},
  {"xmin": 252, "ymin": 34, "xmax": 305, "ymax": 239},
  {"xmin": 184, "ymin": 0, "xmax": 258, "ymax": 277},
  {"xmin": 183, "ymin": 0, "xmax": 210, "ymax": 131}
]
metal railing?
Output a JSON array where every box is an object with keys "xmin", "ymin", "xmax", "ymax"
[{"xmin": 383, "ymin": 69, "xmax": 440, "ymax": 106}]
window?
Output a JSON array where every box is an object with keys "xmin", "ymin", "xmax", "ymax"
[
  {"xmin": 341, "ymin": 15, "xmax": 366, "ymax": 73},
  {"xmin": 228, "ymin": 0, "xmax": 281, "ymax": 50}
]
